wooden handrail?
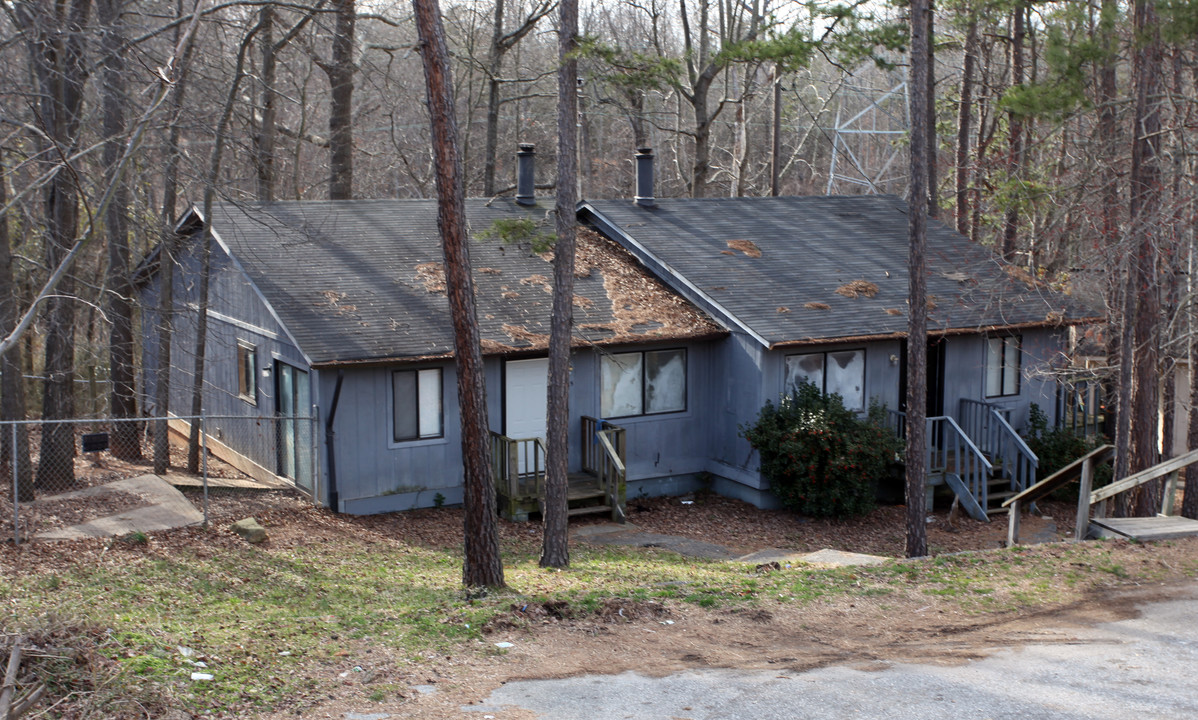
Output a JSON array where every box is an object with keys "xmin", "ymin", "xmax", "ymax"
[
  {"xmin": 596, "ymin": 432, "xmax": 625, "ymax": 473},
  {"xmin": 1002, "ymin": 444, "xmax": 1113, "ymax": 509},
  {"xmin": 1090, "ymin": 446, "xmax": 1198, "ymax": 504}
]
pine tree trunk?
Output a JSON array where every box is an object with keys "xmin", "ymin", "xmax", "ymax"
[
  {"xmin": 412, "ymin": 0, "xmax": 505, "ymax": 588},
  {"xmin": 955, "ymin": 17, "xmax": 977, "ymax": 236},
  {"xmin": 1127, "ymin": 0, "xmax": 1163, "ymax": 514},
  {"xmin": 328, "ymin": 0, "xmax": 355, "ymax": 200},
  {"xmin": 256, "ymin": 4, "xmax": 277, "ymax": 203},
  {"xmin": 24, "ymin": 0, "xmax": 92, "ymax": 490},
  {"xmin": 99, "ymin": 0, "xmax": 140, "ymax": 460},
  {"xmin": 152, "ymin": 15, "xmax": 195, "ymax": 477},
  {"xmin": 483, "ymin": 0, "xmax": 506, "ymax": 197},
  {"xmin": 1001, "ymin": 3, "xmax": 1025, "ymax": 262},
  {"xmin": 926, "ymin": 3, "xmax": 937, "ymax": 218},
  {"xmin": 0, "ymin": 148, "xmax": 32, "ymax": 501},
  {"xmin": 540, "ymin": 0, "xmax": 578, "ymax": 569},
  {"xmin": 906, "ymin": 0, "xmax": 931, "ymax": 558}
]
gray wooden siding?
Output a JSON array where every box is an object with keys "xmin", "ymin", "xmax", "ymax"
[
  {"xmin": 583, "ymin": 342, "xmax": 717, "ymax": 481},
  {"xmin": 706, "ymin": 332, "xmax": 769, "ymax": 488},
  {"xmin": 324, "ymin": 362, "xmax": 462, "ymax": 514},
  {"xmin": 139, "ymin": 237, "xmax": 318, "ymax": 499},
  {"xmin": 940, "ymin": 329, "xmax": 1064, "ymax": 431}
]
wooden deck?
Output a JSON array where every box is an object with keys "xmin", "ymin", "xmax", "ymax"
[{"xmin": 1090, "ymin": 516, "xmax": 1198, "ymax": 541}]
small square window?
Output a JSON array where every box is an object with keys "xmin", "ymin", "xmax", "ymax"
[
  {"xmin": 601, "ymin": 349, "xmax": 687, "ymax": 418},
  {"xmin": 236, "ymin": 342, "xmax": 257, "ymax": 404},
  {"xmin": 986, "ymin": 336, "xmax": 1021, "ymax": 397},
  {"xmin": 393, "ymin": 368, "xmax": 443, "ymax": 441}
]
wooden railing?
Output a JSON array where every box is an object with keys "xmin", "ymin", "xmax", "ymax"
[
  {"xmin": 959, "ymin": 399, "xmax": 1038, "ymax": 499},
  {"xmin": 490, "ymin": 431, "xmax": 546, "ymax": 508},
  {"xmin": 929, "ymin": 415, "xmax": 994, "ymax": 519},
  {"xmin": 1003, "ymin": 444, "xmax": 1114, "ymax": 545},
  {"xmin": 596, "ymin": 428, "xmax": 627, "ymax": 523},
  {"xmin": 884, "ymin": 409, "xmax": 907, "ymax": 440},
  {"xmin": 581, "ymin": 415, "xmax": 627, "ymax": 522},
  {"xmin": 1083, "ymin": 446, "xmax": 1198, "ymax": 537}
]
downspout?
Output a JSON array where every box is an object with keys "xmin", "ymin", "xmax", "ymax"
[{"xmin": 324, "ymin": 370, "xmax": 345, "ymax": 512}]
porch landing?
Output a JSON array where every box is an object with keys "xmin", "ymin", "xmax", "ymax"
[{"xmin": 1090, "ymin": 516, "xmax": 1198, "ymax": 542}]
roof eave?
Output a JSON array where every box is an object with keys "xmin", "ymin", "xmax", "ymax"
[{"xmin": 766, "ymin": 316, "xmax": 1105, "ymax": 350}]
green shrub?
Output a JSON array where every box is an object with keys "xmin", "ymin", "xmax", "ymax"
[
  {"xmin": 740, "ymin": 382, "xmax": 901, "ymax": 518},
  {"xmin": 1023, "ymin": 404, "xmax": 1110, "ymax": 492}
]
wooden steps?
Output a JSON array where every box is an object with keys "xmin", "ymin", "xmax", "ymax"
[{"xmin": 1090, "ymin": 515, "xmax": 1198, "ymax": 541}]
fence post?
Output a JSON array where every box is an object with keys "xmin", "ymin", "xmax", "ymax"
[
  {"xmin": 200, "ymin": 413, "xmax": 209, "ymax": 530},
  {"xmin": 11, "ymin": 422, "xmax": 18, "ymax": 545}
]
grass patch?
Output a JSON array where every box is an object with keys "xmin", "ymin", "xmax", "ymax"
[{"xmin": 3, "ymin": 528, "xmax": 1197, "ymax": 717}]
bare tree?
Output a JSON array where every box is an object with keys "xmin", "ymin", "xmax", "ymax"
[
  {"xmin": 16, "ymin": 0, "xmax": 93, "ymax": 488},
  {"xmin": 412, "ymin": 0, "xmax": 504, "ymax": 588},
  {"xmin": 99, "ymin": 0, "xmax": 141, "ymax": 460},
  {"xmin": 0, "ymin": 147, "xmax": 32, "ymax": 501},
  {"xmin": 541, "ymin": 0, "xmax": 578, "ymax": 569},
  {"xmin": 482, "ymin": 0, "xmax": 554, "ymax": 197}
]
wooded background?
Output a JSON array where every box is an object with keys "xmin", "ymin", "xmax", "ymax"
[{"xmin": 0, "ymin": 0, "xmax": 1194, "ymax": 516}]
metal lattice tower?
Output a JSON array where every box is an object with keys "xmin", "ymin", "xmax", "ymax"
[{"xmin": 824, "ymin": 77, "xmax": 909, "ymax": 196}]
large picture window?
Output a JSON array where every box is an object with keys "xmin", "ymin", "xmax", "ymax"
[
  {"xmin": 236, "ymin": 342, "xmax": 257, "ymax": 404},
  {"xmin": 393, "ymin": 367, "xmax": 443, "ymax": 441},
  {"xmin": 784, "ymin": 349, "xmax": 865, "ymax": 411},
  {"xmin": 986, "ymin": 336, "xmax": 1021, "ymax": 397},
  {"xmin": 601, "ymin": 348, "xmax": 686, "ymax": 418}
]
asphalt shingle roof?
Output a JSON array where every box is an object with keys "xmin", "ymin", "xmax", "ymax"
[
  {"xmin": 201, "ymin": 199, "xmax": 723, "ymax": 365},
  {"xmin": 582, "ymin": 195, "xmax": 1099, "ymax": 348}
]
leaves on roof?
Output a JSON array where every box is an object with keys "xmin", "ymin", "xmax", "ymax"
[
  {"xmin": 414, "ymin": 262, "xmax": 446, "ymax": 294},
  {"xmin": 884, "ymin": 308, "xmax": 903, "ymax": 316},
  {"xmin": 804, "ymin": 302, "xmax": 831, "ymax": 310},
  {"xmin": 519, "ymin": 274, "xmax": 552, "ymax": 293},
  {"xmin": 835, "ymin": 280, "xmax": 879, "ymax": 298},
  {"xmin": 726, "ymin": 239, "xmax": 762, "ymax": 258},
  {"xmin": 777, "ymin": 306, "xmax": 791, "ymax": 313},
  {"xmin": 316, "ymin": 290, "xmax": 357, "ymax": 316}
]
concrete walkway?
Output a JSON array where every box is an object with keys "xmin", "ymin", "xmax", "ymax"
[
  {"xmin": 469, "ymin": 583, "xmax": 1198, "ymax": 719},
  {"xmin": 572, "ymin": 522, "xmax": 890, "ymax": 567},
  {"xmin": 35, "ymin": 474, "xmax": 205, "ymax": 540}
]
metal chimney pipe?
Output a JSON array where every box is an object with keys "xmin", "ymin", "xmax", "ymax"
[
  {"xmin": 516, "ymin": 143, "xmax": 536, "ymax": 206},
  {"xmin": 634, "ymin": 147, "xmax": 655, "ymax": 207}
]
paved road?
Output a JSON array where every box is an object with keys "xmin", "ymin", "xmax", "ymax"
[{"xmin": 466, "ymin": 584, "xmax": 1198, "ymax": 719}]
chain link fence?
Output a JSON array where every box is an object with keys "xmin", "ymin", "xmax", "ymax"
[{"xmin": 1, "ymin": 414, "xmax": 316, "ymax": 544}]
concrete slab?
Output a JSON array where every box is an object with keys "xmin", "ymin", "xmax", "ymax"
[
  {"xmin": 735, "ymin": 549, "xmax": 810, "ymax": 565},
  {"xmin": 572, "ymin": 522, "xmax": 640, "ymax": 538},
  {"xmin": 35, "ymin": 474, "xmax": 205, "ymax": 541},
  {"xmin": 798, "ymin": 548, "xmax": 890, "ymax": 567},
  {"xmin": 574, "ymin": 524, "xmax": 738, "ymax": 560}
]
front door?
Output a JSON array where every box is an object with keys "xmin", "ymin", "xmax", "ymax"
[
  {"xmin": 276, "ymin": 360, "xmax": 313, "ymax": 492},
  {"xmin": 898, "ymin": 338, "xmax": 947, "ymax": 416},
  {"xmin": 504, "ymin": 357, "xmax": 548, "ymax": 473}
]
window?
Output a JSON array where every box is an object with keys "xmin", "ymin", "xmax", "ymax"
[
  {"xmin": 393, "ymin": 368, "xmax": 443, "ymax": 441},
  {"xmin": 784, "ymin": 349, "xmax": 865, "ymax": 411},
  {"xmin": 601, "ymin": 349, "xmax": 686, "ymax": 418},
  {"xmin": 986, "ymin": 336, "xmax": 1021, "ymax": 397},
  {"xmin": 236, "ymin": 342, "xmax": 257, "ymax": 404}
]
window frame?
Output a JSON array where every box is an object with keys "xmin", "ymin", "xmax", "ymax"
[
  {"xmin": 783, "ymin": 348, "xmax": 867, "ymax": 412},
  {"xmin": 600, "ymin": 347, "xmax": 688, "ymax": 419},
  {"xmin": 236, "ymin": 341, "xmax": 257, "ymax": 405},
  {"xmin": 392, "ymin": 366, "xmax": 444, "ymax": 443},
  {"xmin": 985, "ymin": 335, "xmax": 1022, "ymax": 398}
]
